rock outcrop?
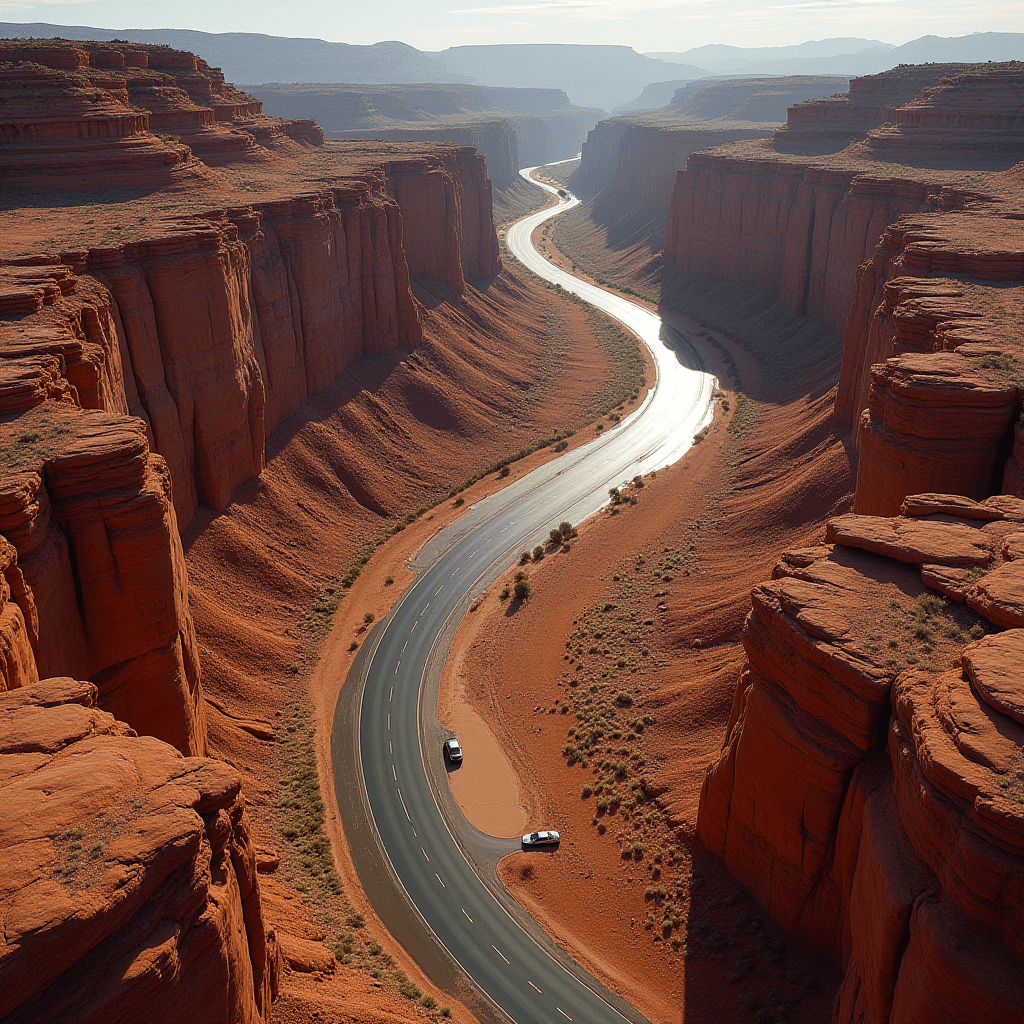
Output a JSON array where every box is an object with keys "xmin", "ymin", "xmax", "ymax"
[
  {"xmin": 0, "ymin": 146, "xmax": 499, "ymax": 529},
  {"xmin": 865, "ymin": 63, "xmax": 1024, "ymax": 168},
  {"xmin": 0, "ymin": 40, "xmax": 322, "ymax": 185},
  {"xmin": 0, "ymin": 41, "xmax": 503, "ymax": 754},
  {"xmin": 0, "ymin": 677, "xmax": 279, "ymax": 1023},
  {"xmin": 773, "ymin": 65, "xmax": 967, "ymax": 152},
  {"xmin": 834, "ymin": 206, "xmax": 1024, "ymax": 513},
  {"xmin": 662, "ymin": 65, "xmax": 962, "ymax": 333},
  {"xmin": 0, "ymin": 408, "xmax": 206, "ymax": 757},
  {"xmin": 698, "ymin": 493, "xmax": 1024, "ymax": 1023}
]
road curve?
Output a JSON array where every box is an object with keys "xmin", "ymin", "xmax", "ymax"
[{"xmin": 334, "ymin": 164, "xmax": 716, "ymax": 1024}]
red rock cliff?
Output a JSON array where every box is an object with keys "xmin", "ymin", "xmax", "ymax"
[
  {"xmin": 1, "ymin": 146, "xmax": 500, "ymax": 529},
  {"xmin": 0, "ymin": 406, "xmax": 206, "ymax": 758},
  {"xmin": 698, "ymin": 494, "xmax": 1024, "ymax": 1023},
  {"xmin": 834, "ymin": 205, "xmax": 1024, "ymax": 514},
  {"xmin": 0, "ymin": 677, "xmax": 279, "ymax": 1023}
]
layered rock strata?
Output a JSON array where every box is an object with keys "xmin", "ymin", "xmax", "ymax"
[
  {"xmin": 866, "ymin": 63, "xmax": 1024, "ymax": 168},
  {"xmin": 698, "ymin": 493, "xmax": 1024, "ymax": 1023},
  {"xmin": 0, "ymin": 409, "xmax": 206, "ymax": 757},
  {"xmin": 0, "ymin": 677, "xmax": 279, "ymax": 1023},
  {"xmin": 835, "ymin": 209, "xmax": 1024, "ymax": 512},
  {"xmin": 0, "ymin": 147, "xmax": 499, "ymax": 529},
  {"xmin": 663, "ymin": 65, "xmax": 961, "ymax": 333},
  {"xmin": 774, "ymin": 65, "xmax": 966, "ymax": 151},
  {"xmin": 664, "ymin": 63, "xmax": 1024, "ymax": 514},
  {"xmin": 0, "ymin": 40, "xmax": 322, "ymax": 188}
]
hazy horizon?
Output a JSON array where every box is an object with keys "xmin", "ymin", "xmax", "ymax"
[{"xmin": 0, "ymin": 0, "xmax": 1021, "ymax": 52}]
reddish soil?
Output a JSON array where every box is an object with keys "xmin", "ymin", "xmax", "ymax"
[{"xmin": 437, "ymin": 275, "xmax": 856, "ymax": 1023}]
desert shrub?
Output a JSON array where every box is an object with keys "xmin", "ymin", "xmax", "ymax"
[
  {"xmin": 514, "ymin": 578, "xmax": 532, "ymax": 601},
  {"xmin": 499, "ymin": 465, "xmax": 510, "ymax": 478},
  {"xmin": 500, "ymin": 585, "xmax": 510, "ymax": 601},
  {"xmin": 453, "ymin": 496, "xmax": 464, "ymax": 507},
  {"xmin": 550, "ymin": 528, "xmax": 563, "ymax": 545},
  {"xmin": 364, "ymin": 612, "xmax": 375, "ymax": 625},
  {"xmin": 533, "ymin": 546, "xmax": 544, "ymax": 561},
  {"xmin": 520, "ymin": 551, "xmax": 531, "ymax": 565},
  {"xmin": 384, "ymin": 575, "xmax": 394, "ymax": 585},
  {"xmin": 558, "ymin": 520, "xmax": 574, "ymax": 540}
]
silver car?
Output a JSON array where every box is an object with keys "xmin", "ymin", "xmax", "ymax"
[
  {"xmin": 522, "ymin": 830, "xmax": 560, "ymax": 846},
  {"xmin": 443, "ymin": 737, "xmax": 463, "ymax": 763}
]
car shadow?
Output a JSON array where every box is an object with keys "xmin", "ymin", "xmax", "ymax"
[{"xmin": 443, "ymin": 757, "xmax": 462, "ymax": 775}]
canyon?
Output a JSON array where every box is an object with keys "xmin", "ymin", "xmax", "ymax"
[
  {"xmin": 248, "ymin": 83, "xmax": 600, "ymax": 192},
  {"xmin": 670, "ymin": 60, "xmax": 1024, "ymax": 1023},
  {"xmin": 2, "ymin": 24, "xmax": 1024, "ymax": 1024},
  {"xmin": 482, "ymin": 60, "xmax": 1024, "ymax": 1024},
  {"xmin": 0, "ymin": 37, "xmax": 612, "ymax": 1024}
]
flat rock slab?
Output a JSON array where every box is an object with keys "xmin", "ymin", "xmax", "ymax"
[
  {"xmin": 963, "ymin": 629, "xmax": 1024, "ymax": 726},
  {"xmin": 969, "ymin": 561, "xmax": 1024, "ymax": 630},
  {"xmin": 827, "ymin": 513, "xmax": 993, "ymax": 567},
  {"xmin": 902, "ymin": 493, "xmax": 1005, "ymax": 521}
]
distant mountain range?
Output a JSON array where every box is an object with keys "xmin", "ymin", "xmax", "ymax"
[
  {"xmin": 423, "ymin": 45, "xmax": 706, "ymax": 112},
  {"xmin": 2, "ymin": 23, "xmax": 1023, "ymax": 115},
  {"xmin": 0, "ymin": 24, "xmax": 473, "ymax": 85},
  {"xmin": 646, "ymin": 32, "xmax": 1024, "ymax": 79}
]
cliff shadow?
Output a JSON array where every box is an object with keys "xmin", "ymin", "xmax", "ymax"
[
  {"xmin": 181, "ymin": 342, "xmax": 425, "ymax": 551},
  {"xmin": 0, "ymin": 185, "xmax": 151, "ymax": 212},
  {"xmin": 678, "ymin": 838, "xmax": 843, "ymax": 1023},
  {"xmin": 658, "ymin": 268, "xmax": 845, "ymax": 409},
  {"xmin": 412, "ymin": 277, "xmax": 498, "ymax": 310}
]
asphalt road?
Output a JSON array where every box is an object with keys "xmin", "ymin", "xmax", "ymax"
[{"xmin": 338, "ymin": 165, "xmax": 716, "ymax": 1024}]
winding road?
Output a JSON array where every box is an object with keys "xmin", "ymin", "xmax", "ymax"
[{"xmin": 331, "ymin": 164, "xmax": 716, "ymax": 1024}]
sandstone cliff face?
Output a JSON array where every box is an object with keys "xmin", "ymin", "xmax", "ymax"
[
  {"xmin": 664, "ymin": 151, "xmax": 934, "ymax": 332},
  {"xmin": 865, "ymin": 63, "xmax": 1024, "ymax": 168},
  {"xmin": 697, "ymin": 494, "xmax": 1024, "ymax": 1023},
  {"xmin": 1, "ymin": 146, "xmax": 498, "ymax": 529},
  {"xmin": 834, "ymin": 208, "xmax": 1024, "ymax": 513},
  {"xmin": 774, "ymin": 65, "xmax": 964, "ymax": 152},
  {"xmin": 571, "ymin": 116, "xmax": 776, "ymax": 208},
  {"xmin": 0, "ymin": 677, "xmax": 279, "ymax": 1023},
  {"xmin": 0, "ymin": 40, "xmax": 322, "ymax": 185},
  {"xmin": 0, "ymin": 408, "xmax": 206, "ymax": 758},
  {"xmin": 248, "ymin": 82, "xmax": 598, "ymax": 191}
]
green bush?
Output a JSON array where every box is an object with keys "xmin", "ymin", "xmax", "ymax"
[
  {"xmin": 520, "ymin": 551, "xmax": 532, "ymax": 565},
  {"xmin": 514, "ymin": 579, "xmax": 531, "ymax": 601},
  {"xmin": 550, "ymin": 528, "xmax": 563, "ymax": 545},
  {"xmin": 499, "ymin": 465, "xmax": 510, "ymax": 478},
  {"xmin": 384, "ymin": 575, "xmax": 394, "ymax": 586},
  {"xmin": 364, "ymin": 612, "xmax": 375, "ymax": 625},
  {"xmin": 500, "ymin": 585, "xmax": 510, "ymax": 601},
  {"xmin": 533, "ymin": 546, "xmax": 545, "ymax": 561}
]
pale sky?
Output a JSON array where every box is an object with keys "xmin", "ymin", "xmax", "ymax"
[{"xmin": 1, "ymin": 0, "xmax": 1022, "ymax": 51}]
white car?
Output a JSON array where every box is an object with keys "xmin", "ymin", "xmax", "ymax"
[
  {"xmin": 443, "ymin": 737, "xmax": 463, "ymax": 763},
  {"xmin": 522, "ymin": 830, "xmax": 560, "ymax": 847}
]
